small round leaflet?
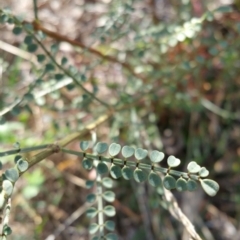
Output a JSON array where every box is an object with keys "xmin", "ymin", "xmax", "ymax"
[
  {"xmin": 135, "ymin": 148, "xmax": 148, "ymax": 160},
  {"xmin": 122, "ymin": 146, "xmax": 134, "ymax": 158},
  {"xmin": 176, "ymin": 178, "xmax": 188, "ymax": 191},
  {"xmin": 148, "ymin": 172, "xmax": 162, "ymax": 187},
  {"xmin": 96, "ymin": 142, "xmax": 108, "ymax": 154},
  {"xmin": 167, "ymin": 156, "xmax": 180, "ymax": 167},
  {"xmin": 200, "ymin": 179, "xmax": 219, "ymax": 196},
  {"xmin": 133, "ymin": 169, "xmax": 147, "ymax": 183},
  {"xmin": 89, "ymin": 223, "xmax": 99, "ymax": 235},
  {"xmin": 109, "ymin": 143, "xmax": 121, "ymax": 156},
  {"xmin": 163, "ymin": 175, "xmax": 176, "ymax": 190},
  {"xmin": 150, "ymin": 150, "xmax": 164, "ymax": 163},
  {"xmin": 187, "ymin": 161, "xmax": 201, "ymax": 173},
  {"xmin": 122, "ymin": 166, "xmax": 133, "ymax": 180}
]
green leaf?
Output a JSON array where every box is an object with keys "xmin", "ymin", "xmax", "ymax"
[
  {"xmin": 50, "ymin": 43, "xmax": 59, "ymax": 55},
  {"xmin": 163, "ymin": 175, "xmax": 176, "ymax": 190},
  {"xmin": 16, "ymin": 159, "xmax": 29, "ymax": 172},
  {"xmin": 133, "ymin": 169, "xmax": 147, "ymax": 183},
  {"xmin": 55, "ymin": 73, "xmax": 64, "ymax": 80},
  {"xmin": 24, "ymin": 35, "xmax": 33, "ymax": 45},
  {"xmin": 82, "ymin": 158, "xmax": 93, "ymax": 170},
  {"xmin": 105, "ymin": 233, "xmax": 118, "ymax": 240},
  {"xmin": 167, "ymin": 156, "xmax": 180, "ymax": 167},
  {"xmin": 103, "ymin": 205, "xmax": 116, "ymax": 217},
  {"xmin": 86, "ymin": 180, "xmax": 94, "ymax": 189},
  {"xmin": 86, "ymin": 207, "xmax": 98, "ymax": 218},
  {"xmin": 61, "ymin": 56, "xmax": 68, "ymax": 65},
  {"xmin": 110, "ymin": 165, "xmax": 122, "ymax": 179},
  {"xmin": 97, "ymin": 162, "xmax": 108, "ymax": 175},
  {"xmin": 45, "ymin": 63, "xmax": 55, "ymax": 72},
  {"xmin": 187, "ymin": 161, "xmax": 201, "ymax": 173},
  {"xmin": 176, "ymin": 178, "xmax": 188, "ymax": 191},
  {"xmin": 135, "ymin": 148, "xmax": 148, "ymax": 160},
  {"xmin": 86, "ymin": 193, "xmax": 96, "ymax": 203},
  {"xmin": 104, "ymin": 220, "xmax": 115, "ymax": 231},
  {"xmin": 5, "ymin": 168, "xmax": 19, "ymax": 182},
  {"xmin": 199, "ymin": 167, "xmax": 209, "ymax": 177},
  {"xmin": 109, "ymin": 143, "xmax": 121, "ymax": 156},
  {"xmin": 12, "ymin": 26, "xmax": 22, "ymax": 35},
  {"xmin": 122, "ymin": 146, "xmax": 134, "ymax": 158},
  {"xmin": 3, "ymin": 225, "xmax": 12, "ymax": 236},
  {"xmin": 102, "ymin": 177, "xmax": 113, "ymax": 188},
  {"xmin": 89, "ymin": 223, "xmax": 99, "ymax": 235},
  {"xmin": 148, "ymin": 172, "xmax": 162, "ymax": 187},
  {"xmin": 80, "ymin": 141, "xmax": 89, "ymax": 151},
  {"xmin": 0, "ymin": 14, "xmax": 8, "ymax": 23},
  {"xmin": 103, "ymin": 191, "xmax": 115, "ymax": 202},
  {"xmin": 2, "ymin": 180, "xmax": 13, "ymax": 196},
  {"xmin": 37, "ymin": 54, "xmax": 46, "ymax": 63},
  {"xmin": 95, "ymin": 142, "xmax": 108, "ymax": 154},
  {"xmin": 27, "ymin": 44, "xmax": 38, "ymax": 53},
  {"xmin": 122, "ymin": 166, "xmax": 133, "ymax": 180},
  {"xmin": 150, "ymin": 150, "xmax": 164, "ymax": 163},
  {"xmin": 14, "ymin": 155, "xmax": 22, "ymax": 164},
  {"xmin": 200, "ymin": 179, "xmax": 219, "ymax": 197},
  {"xmin": 214, "ymin": 5, "xmax": 233, "ymax": 13},
  {"xmin": 187, "ymin": 179, "xmax": 198, "ymax": 191}
]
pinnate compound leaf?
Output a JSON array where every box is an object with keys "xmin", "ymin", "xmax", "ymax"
[
  {"xmin": 134, "ymin": 169, "xmax": 147, "ymax": 183},
  {"xmin": 82, "ymin": 158, "xmax": 93, "ymax": 170},
  {"xmin": 16, "ymin": 159, "xmax": 29, "ymax": 172},
  {"xmin": 105, "ymin": 233, "xmax": 118, "ymax": 240},
  {"xmin": 135, "ymin": 148, "xmax": 148, "ymax": 160},
  {"xmin": 102, "ymin": 177, "xmax": 113, "ymax": 188},
  {"xmin": 176, "ymin": 178, "xmax": 188, "ymax": 191},
  {"xmin": 80, "ymin": 141, "xmax": 89, "ymax": 151},
  {"xmin": 86, "ymin": 207, "xmax": 98, "ymax": 218},
  {"xmin": 103, "ymin": 191, "xmax": 115, "ymax": 202},
  {"xmin": 109, "ymin": 143, "xmax": 121, "ymax": 156},
  {"xmin": 97, "ymin": 162, "xmax": 108, "ymax": 174},
  {"xmin": 110, "ymin": 165, "xmax": 122, "ymax": 179},
  {"xmin": 122, "ymin": 146, "xmax": 134, "ymax": 158},
  {"xmin": 199, "ymin": 167, "xmax": 209, "ymax": 177},
  {"xmin": 103, "ymin": 205, "xmax": 116, "ymax": 217},
  {"xmin": 104, "ymin": 220, "xmax": 115, "ymax": 231},
  {"xmin": 148, "ymin": 172, "xmax": 162, "ymax": 187},
  {"xmin": 96, "ymin": 142, "xmax": 108, "ymax": 154},
  {"xmin": 122, "ymin": 166, "xmax": 133, "ymax": 180},
  {"xmin": 2, "ymin": 180, "xmax": 13, "ymax": 196},
  {"xmin": 5, "ymin": 168, "xmax": 19, "ymax": 182},
  {"xmin": 86, "ymin": 193, "xmax": 96, "ymax": 203},
  {"xmin": 200, "ymin": 179, "xmax": 219, "ymax": 196},
  {"xmin": 167, "ymin": 156, "xmax": 180, "ymax": 167},
  {"xmin": 89, "ymin": 223, "xmax": 99, "ymax": 235},
  {"xmin": 187, "ymin": 179, "xmax": 198, "ymax": 191},
  {"xmin": 150, "ymin": 150, "xmax": 164, "ymax": 163},
  {"xmin": 163, "ymin": 175, "xmax": 176, "ymax": 190},
  {"xmin": 187, "ymin": 161, "xmax": 201, "ymax": 173}
]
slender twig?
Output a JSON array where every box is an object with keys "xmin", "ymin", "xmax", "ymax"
[{"xmin": 33, "ymin": 0, "xmax": 38, "ymax": 21}]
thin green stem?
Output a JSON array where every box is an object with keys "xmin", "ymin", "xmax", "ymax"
[
  {"xmin": 97, "ymin": 173, "xmax": 104, "ymax": 237},
  {"xmin": 33, "ymin": 0, "xmax": 38, "ymax": 20},
  {"xmin": 0, "ymin": 144, "xmax": 49, "ymax": 157}
]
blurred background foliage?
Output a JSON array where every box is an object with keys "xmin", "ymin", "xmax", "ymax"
[{"xmin": 0, "ymin": 0, "xmax": 240, "ymax": 239}]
